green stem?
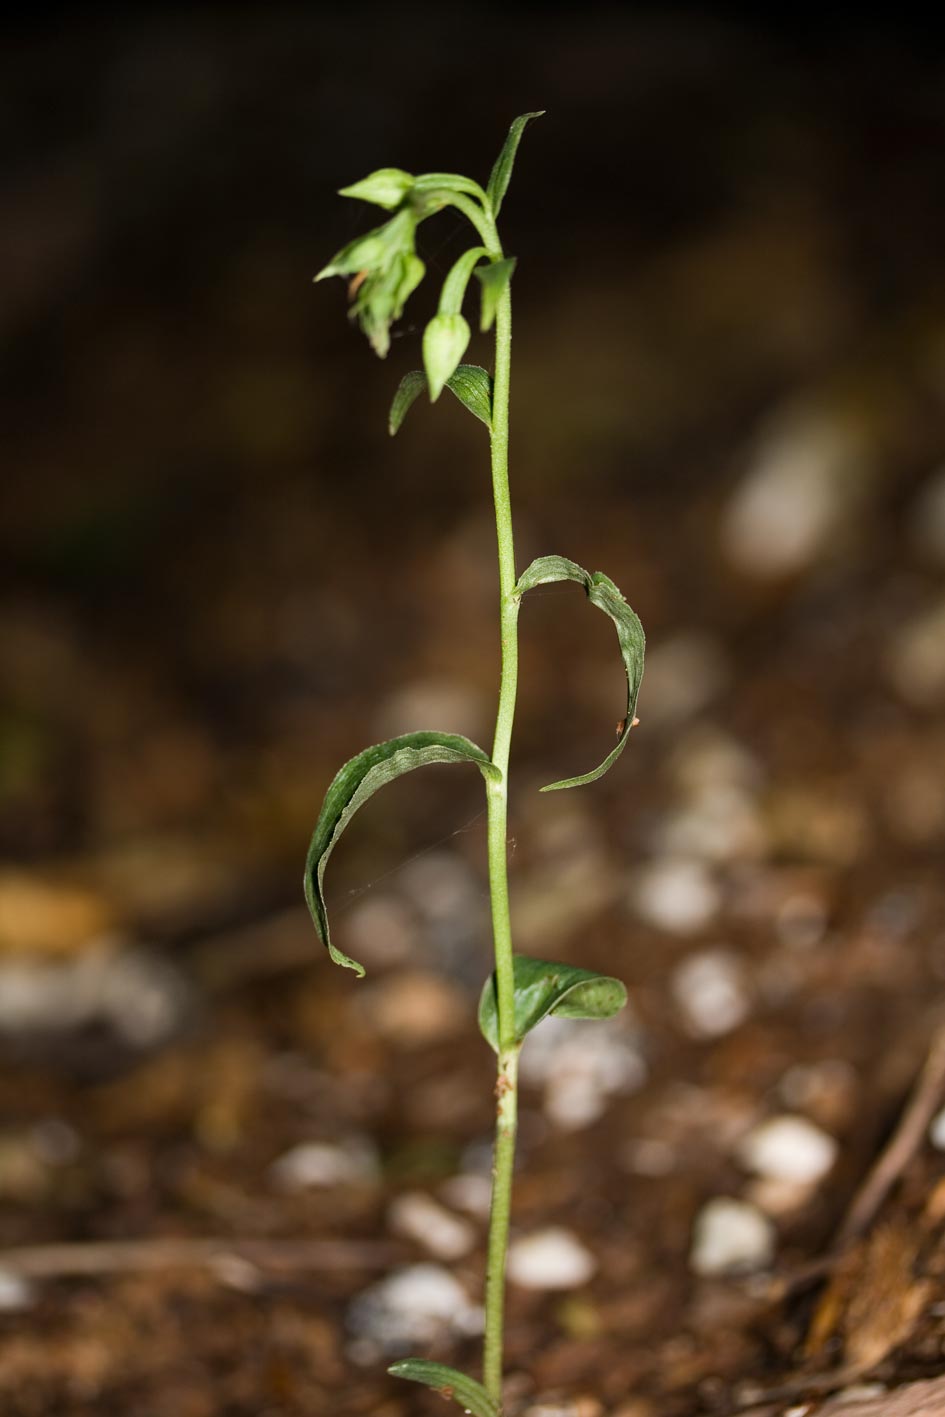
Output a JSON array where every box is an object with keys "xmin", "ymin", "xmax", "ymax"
[{"xmin": 482, "ymin": 247, "xmax": 519, "ymax": 1409}]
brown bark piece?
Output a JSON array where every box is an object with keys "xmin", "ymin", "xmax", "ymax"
[{"xmin": 740, "ymin": 1374, "xmax": 945, "ymax": 1417}]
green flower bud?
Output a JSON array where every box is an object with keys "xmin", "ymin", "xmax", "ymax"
[
  {"xmin": 423, "ymin": 313, "xmax": 471, "ymax": 402},
  {"xmin": 338, "ymin": 168, "xmax": 415, "ymax": 210}
]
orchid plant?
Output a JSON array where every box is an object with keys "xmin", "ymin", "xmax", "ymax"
[{"xmin": 308, "ymin": 113, "xmax": 645, "ymax": 1415}]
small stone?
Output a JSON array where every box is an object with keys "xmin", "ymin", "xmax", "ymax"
[
  {"xmin": 0, "ymin": 1269, "xmax": 34, "ymax": 1311},
  {"xmin": 671, "ymin": 949, "xmax": 750, "ymax": 1039},
  {"xmin": 638, "ymin": 632, "xmax": 729, "ymax": 727},
  {"xmin": 689, "ymin": 1197, "xmax": 775, "ymax": 1276},
  {"xmin": 439, "ymin": 1172, "xmax": 493, "ymax": 1218},
  {"xmin": 908, "ymin": 465, "xmax": 945, "ymax": 566},
  {"xmin": 358, "ymin": 969, "xmax": 468, "ymax": 1048},
  {"xmin": 373, "ymin": 679, "xmax": 487, "ymax": 745},
  {"xmin": 721, "ymin": 401, "xmax": 872, "ymax": 579},
  {"xmin": 388, "ymin": 1191, "xmax": 476, "ymax": 1260},
  {"xmin": 833, "ymin": 1385, "xmax": 887, "ymax": 1406},
  {"xmin": 0, "ymin": 870, "xmax": 116, "ymax": 957},
  {"xmin": 775, "ymin": 891, "xmax": 829, "ymax": 949},
  {"xmin": 507, "ymin": 1227, "xmax": 597, "ymax": 1290},
  {"xmin": 0, "ymin": 948, "xmax": 190, "ymax": 1050},
  {"xmin": 736, "ymin": 1114, "xmax": 837, "ymax": 1185},
  {"xmin": 745, "ymin": 1176, "xmax": 820, "ymax": 1217},
  {"xmin": 348, "ymin": 1263, "xmax": 483, "ymax": 1356},
  {"xmin": 886, "ymin": 596, "xmax": 945, "ymax": 708},
  {"xmin": 269, "ymin": 1137, "xmax": 378, "ymax": 1190},
  {"xmin": 622, "ymin": 1137, "xmax": 677, "ymax": 1177},
  {"xmin": 632, "ymin": 856, "xmax": 720, "ymax": 935},
  {"xmin": 519, "ymin": 1016, "xmax": 647, "ymax": 1130},
  {"xmin": 523, "ymin": 1400, "xmax": 603, "ymax": 1417},
  {"xmin": 30, "ymin": 1117, "xmax": 80, "ymax": 1165},
  {"xmin": 778, "ymin": 1060, "xmax": 858, "ymax": 1131},
  {"xmin": 929, "ymin": 1105, "xmax": 945, "ymax": 1151},
  {"xmin": 342, "ymin": 894, "xmax": 416, "ymax": 969},
  {"xmin": 658, "ymin": 788, "xmax": 766, "ymax": 864}
]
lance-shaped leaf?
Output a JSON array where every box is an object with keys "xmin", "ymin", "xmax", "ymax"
[
  {"xmin": 478, "ymin": 953, "xmax": 627, "ymax": 1053},
  {"xmin": 305, "ymin": 732, "xmax": 500, "ymax": 977},
  {"xmin": 439, "ymin": 246, "xmax": 489, "ymax": 316},
  {"xmin": 388, "ymin": 365, "xmax": 493, "ymax": 435},
  {"xmin": 388, "ymin": 1360, "xmax": 498, "ymax": 1417},
  {"xmin": 423, "ymin": 313, "xmax": 471, "ymax": 401},
  {"xmin": 486, "ymin": 111, "xmax": 545, "ymax": 217},
  {"xmin": 338, "ymin": 167, "xmax": 415, "ymax": 210},
  {"xmin": 475, "ymin": 257, "xmax": 516, "ymax": 331},
  {"xmin": 413, "ymin": 172, "xmax": 490, "ymax": 204},
  {"xmin": 515, "ymin": 555, "xmax": 645, "ymax": 792}
]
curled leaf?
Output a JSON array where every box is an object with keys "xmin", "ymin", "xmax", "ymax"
[
  {"xmin": 423, "ymin": 313, "xmax": 471, "ymax": 402},
  {"xmin": 515, "ymin": 555, "xmax": 644, "ymax": 791},
  {"xmin": 304, "ymin": 732, "xmax": 500, "ymax": 977},
  {"xmin": 389, "ymin": 1360, "xmax": 498, "ymax": 1417},
  {"xmin": 478, "ymin": 953, "xmax": 627, "ymax": 1052},
  {"xmin": 413, "ymin": 172, "xmax": 490, "ymax": 204},
  {"xmin": 475, "ymin": 257, "xmax": 516, "ymax": 331},
  {"xmin": 486, "ymin": 111, "xmax": 545, "ymax": 217},
  {"xmin": 389, "ymin": 364, "xmax": 493, "ymax": 436},
  {"xmin": 338, "ymin": 168, "xmax": 415, "ymax": 209}
]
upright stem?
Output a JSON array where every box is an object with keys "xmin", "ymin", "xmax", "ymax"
[{"xmin": 482, "ymin": 270, "xmax": 520, "ymax": 1409}]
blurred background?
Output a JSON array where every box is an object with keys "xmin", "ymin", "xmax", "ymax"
[{"xmin": 2, "ymin": 5, "xmax": 945, "ymax": 1414}]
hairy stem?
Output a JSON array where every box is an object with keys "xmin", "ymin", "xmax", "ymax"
[{"xmin": 482, "ymin": 262, "xmax": 519, "ymax": 1409}]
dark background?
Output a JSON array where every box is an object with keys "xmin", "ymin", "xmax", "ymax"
[{"xmin": 1, "ymin": 7, "xmax": 945, "ymax": 1415}]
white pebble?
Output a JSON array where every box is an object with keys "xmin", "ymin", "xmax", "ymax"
[
  {"xmin": 689, "ymin": 1197, "xmax": 775, "ymax": 1276},
  {"xmin": 268, "ymin": 1138, "xmax": 377, "ymax": 1190},
  {"xmin": 658, "ymin": 787, "xmax": 766, "ymax": 864},
  {"xmin": 632, "ymin": 856, "xmax": 720, "ymax": 935},
  {"xmin": 388, "ymin": 1191, "xmax": 476, "ymax": 1260},
  {"xmin": 737, "ymin": 1115, "xmax": 837, "ymax": 1185},
  {"xmin": 671, "ymin": 950, "xmax": 750, "ymax": 1039},
  {"xmin": 622, "ymin": 1137, "xmax": 676, "ymax": 1177},
  {"xmin": 507, "ymin": 1227, "xmax": 597, "ymax": 1290},
  {"xmin": 886, "ymin": 596, "xmax": 945, "ymax": 708},
  {"xmin": 745, "ymin": 1176, "xmax": 821, "ymax": 1217},
  {"xmin": 929, "ymin": 1105, "xmax": 945, "ymax": 1151},
  {"xmin": 520, "ymin": 1016, "xmax": 647, "ymax": 1130},
  {"xmin": 439, "ymin": 1172, "xmax": 493, "ymax": 1219},
  {"xmin": 0, "ymin": 1269, "xmax": 34, "ymax": 1311},
  {"xmin": 721, "ymin": 404, "xmax": 870, "ymax": 579},
  {"xmin": 908, "ymin": 465, "xmax": 945, "ymax": 566},
  {"xmin": 348, "ymin": 1263, "xmax": 483, "ymax": 1356},
  {"xmin": 638, "ymin": 632, "xmax": 729, "ymax": 727}
]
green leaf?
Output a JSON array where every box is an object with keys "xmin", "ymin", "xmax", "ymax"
[
  {"xmin": 486, "ymin": 111, "xmax": 545, "ymax": 217},
  {"xmin": 304, "ymin": 732, "xmax": 500, "ymax": 977},
  {"xmin": 439, "ymin": 247, "xmax": 489, "ymax": 317},
  {"xmin": 423, "ymin": 313, "xmax": 471, "ymax": 402},
  {"xmin": 475, "ymin": 257, "xmax": 516, "ymax": 332},
  {"xmin": 478, "ymin": 953, "xmax": 627, "ymax": 1053},
  {"xmin": 514, "ymin": 555, "xmax": 645, "ymax": 791},
  {"xmin": 388, "ymin": 364, "xmax": 493, "ymax": 436},
  {"xmin": 413, "ymin": 172, "xmax": 490, "ymax": 205},
  {"xmin": 388, "ymin": 370, "xmax": 427, "ymax": 435},
  {"xmin": 445, "ymin": 364, "xmax": 493, "ymax": 429},
  {"xmin": 338, "ymin": 168, "xmax": 415, "ymax": 210},
  {"xmin": 388, "ymin": 1360, "xmax": 498, "ymax": 1417}
]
